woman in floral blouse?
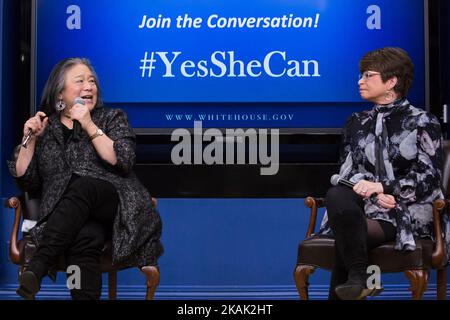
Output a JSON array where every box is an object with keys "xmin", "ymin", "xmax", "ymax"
[{"xmin": 319, "ymin": 47, "xmax": 446, "ymax": 300}]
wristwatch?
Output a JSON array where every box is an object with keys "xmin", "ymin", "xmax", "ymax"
[{"xmin": 89, "ymin": 128, "xmax": 104, "ymax": 141}]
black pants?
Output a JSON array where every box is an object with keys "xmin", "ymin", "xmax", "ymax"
[
  {"xmin": 325, "ymin": 186, "xmax": 396, "ymax": 300},
  {"xmin": 30, "ymin": 175, "xmax": 119, "ymax": 300}
]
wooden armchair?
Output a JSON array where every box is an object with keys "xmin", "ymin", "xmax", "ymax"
[
  {"xmin": 294, "ymin": 197, "xmax": 447, "ymax": 299},
  {"xmin": 4, "ymin": 193, "xmax": 160, "ymax": 300},
  {"xmin": 294, "ymin": 141, "xmax": 450, "ymax": 300}
]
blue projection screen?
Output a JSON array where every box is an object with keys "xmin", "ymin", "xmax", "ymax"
[{"xmin": 34, "ymin": 0, "xmax": 426, "ymax": 129}]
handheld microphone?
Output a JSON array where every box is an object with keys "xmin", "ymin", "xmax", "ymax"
[
  {"xmin": 72, "ymin": 97, "xmax": 85, "ymax": 141},
  {"xmin": 22, "ymin": 114, "xmax": 46, "ymax": 149},
  {"xmin": 330, "ymin": 174, "xmax": 355, "ymax": 188},
  {"xmin": 22, "ymin": 130, "xmax": 34, "ymax": 149},
  {"xmin": 331, "ymin": 174, "xmax": 379, "ymax": 201}
]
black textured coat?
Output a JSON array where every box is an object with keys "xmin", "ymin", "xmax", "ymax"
[{"xmin": 8, "ymin": 106, "xmax": 163, "ymax": 267}]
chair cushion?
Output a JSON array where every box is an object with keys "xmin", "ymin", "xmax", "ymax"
[
  {"xmin": 297, "ymin": 236, "xmax": 335, "ymax": 270},
  {"xmin": 297, "ymin": 236, "xmax": 434, "ymax": 272},
  {"xmin": 370, "ymin": 239, "xmax": 434, "ymax": 272}
]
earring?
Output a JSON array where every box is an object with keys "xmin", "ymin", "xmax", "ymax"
[
  {"xmin": 384, "ymin": 90, "xmax": 395, "ymax": 102},
  {"xmin": 55, "ymin": 99, "xmax": 66, "ymax": 111}
]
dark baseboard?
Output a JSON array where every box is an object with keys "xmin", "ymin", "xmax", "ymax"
[{"xmin": 135, "ymin": 163, "xmax": 339, "ymax": 198}]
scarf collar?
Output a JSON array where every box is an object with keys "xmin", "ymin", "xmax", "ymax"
[
  {"xmin": 371, "ymin": 98, "xmax": 409, "ymax": 182},
  {"xmin": 372, "ymin": 97, "xmax": 409, "ymax": 116}
]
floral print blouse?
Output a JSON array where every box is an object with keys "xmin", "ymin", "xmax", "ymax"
[{"xmin": 319, "ymin": 98, "xmax": 450, "ymax": 260}]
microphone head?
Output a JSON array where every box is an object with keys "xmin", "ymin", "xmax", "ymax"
[
  {"xmin": 73, "ymin": 97, "xmax": 85, "ymax": 105},
  {"xmin": 330, "ymin": 174, "xmax": 341, "ymax": 186}
]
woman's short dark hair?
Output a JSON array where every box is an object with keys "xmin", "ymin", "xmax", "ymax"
[
  {"xmin": 359, "ymin": 47, "xmax": 414, "ymax": 98},
  {"xmin": 39, "ymin": 58, "xmax": 103, "ymax": 116}
]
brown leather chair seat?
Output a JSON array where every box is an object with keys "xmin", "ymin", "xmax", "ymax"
[{"xmin": 298, "ymin": 236, "xmax": 434, "ymax": 273}]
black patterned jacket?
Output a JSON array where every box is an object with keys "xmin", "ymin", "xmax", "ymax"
[
  {"xmin": 319, "ymin": 99, "xmax": 450, "ymax": 261},
  {"xmin": 8, "ymin": 106, "xmax": 163, "ymax": 267}
]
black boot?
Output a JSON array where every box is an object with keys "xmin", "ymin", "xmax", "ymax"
[
  {"xmin": 65, "ymin": 221, "xmax": 106, "ymax": 300},
  {"xmin": 334, "ymin": 269, "xmax": 383, "ymax": 300},
  {"xmin": 329, "ymin": 209, "xmax": 382, "ymax": 300},
  {"xmin": 328, "ymin": 248, "xmax": 348, "ymax": 300},
  {"xmin": 16, "ymin": 270, "xmax": 41, "ymax": 300},
  {"xmin": 16, "ymin": 179, "xmax": 94, "ymax": 299}
]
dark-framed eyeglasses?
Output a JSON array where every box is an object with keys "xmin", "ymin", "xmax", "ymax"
[{"xmin": 359, "ymin": 71, "xmax": 381, "ymax": 81}]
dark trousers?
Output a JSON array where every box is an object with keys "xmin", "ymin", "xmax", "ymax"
[
  {"xmin": 30, "ymin": 175, "xmax": 119, "ymax": 300},
  {"xmin": 325, "ymin": 186, "xmax": 396, "ymax": 300}
]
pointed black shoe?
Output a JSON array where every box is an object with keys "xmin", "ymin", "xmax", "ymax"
[
  {"xmin": 335, "ymin": 276, "xmax": 383, "ymax": 300},
  {"xmin": 16, "ymin": 270, "xmax": 41, "ymax": 300}
]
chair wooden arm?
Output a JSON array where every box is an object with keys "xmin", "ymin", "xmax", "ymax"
[
  {"xmin": 304, "ymin": 197, "xmax": 325, "ymax": 238},
  {"xmin": 4, "ymin": 197, "xmax": 22, "ymax": 264},
  {"xmin": 432, "ymin": 198, "xmax": 448, "ymax": 268}
]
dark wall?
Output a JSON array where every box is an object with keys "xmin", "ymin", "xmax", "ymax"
[
  {"xmin": 446, "ymin": 0, "xmax": 450, "ymax": 109},
  {"xmin": 135, "ymin": 133, "xmax": 340, "ymax": 198},
  {"xmin": 1, "ymin": 0, "xmax": 24, "ymax": 197},
  {"xmin": 429, "ymin": 0, "xmax": 450, "ymax": 138},
  {"xmin": 1, "ymin": 0, "xmax": 32, "ymax": 197}
]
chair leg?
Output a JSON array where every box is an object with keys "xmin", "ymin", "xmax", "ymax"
[
  {"xmin": 437, "ymin": 268, "xmax": 447, "ymax": 300},
  {"xmin": 108, "ymin": 271, "xmax": 117, "ymax": 300},
  {"xmin": 141, "ymin": 266, "xmax": 160, "ymax": 300},
  {"xmin": 294, "ymin": 265, "xmax": 316, "ymax": 300},
  {"xmin": 404, "ymin": 270, "xmax": 428, "ymax": 300}
]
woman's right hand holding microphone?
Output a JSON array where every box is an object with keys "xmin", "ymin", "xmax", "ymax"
[
  {"xmin": 16, "ymin": 112, "xmax": 48, "ymax": 177},
  {"xmin": 22, "ymin": 111, "xmax": 48, "ymax": 145}
]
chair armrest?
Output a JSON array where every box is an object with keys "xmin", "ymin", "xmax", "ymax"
[
  {"xmin": 4, "ymin": 197, "xmax": 22, "ymax": 264},
  {"xmin": 432, "ymin": 198, "xmax": 448, "ymax": 268},
  {"xmin": 304, "ymin": 197, "xmax": 325, "ymax": 238}
]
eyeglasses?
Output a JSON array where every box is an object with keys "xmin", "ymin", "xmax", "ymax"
[{"xmin": 359, "ymin": 71, "xmax": 381, "ymax": 81}]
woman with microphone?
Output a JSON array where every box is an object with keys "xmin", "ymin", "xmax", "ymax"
[
  {"xmin": 318, "ymin": 47, "xmax": 446, "ymax": 300},
  {"xmin": 8, "ymin": 58, "xmax": 163, "ymax": 299}
]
